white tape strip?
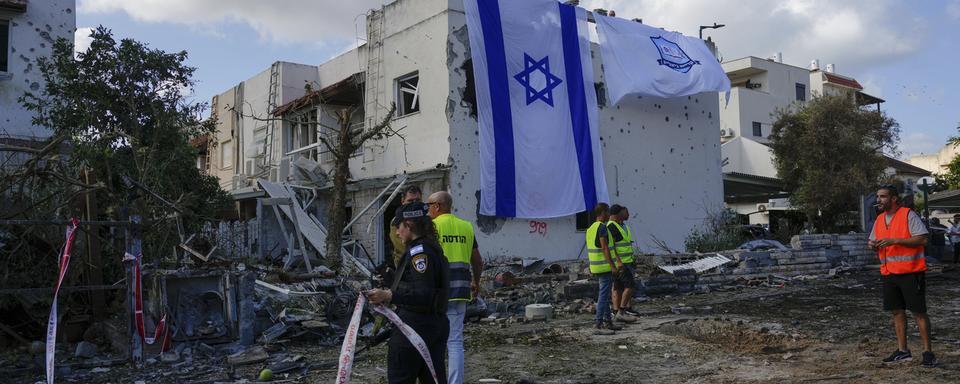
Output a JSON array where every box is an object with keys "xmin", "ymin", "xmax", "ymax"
[
  {"xmin": 335, "ymin": 294, "xmax": 367, "ymax": 384},
  {"xmin": 46, "ymin": 218, "xmax": 79, "ymax": 384},
  {"xmin": 335, "ymin": 294, "xmax": 439, "ymax": 384}
]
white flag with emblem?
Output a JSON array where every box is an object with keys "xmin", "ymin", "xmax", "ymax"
[
  {"xmin": 464, "ymin": 0, "xmax": 609, "ymax": 218},
  {"xmin": 595, "ymin": 15, "xmax": 731, "ymax": 105}
]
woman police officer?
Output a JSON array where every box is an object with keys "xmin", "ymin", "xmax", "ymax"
[{"xmin": 365, "ymin": 202, "xmax": 450, "ymax": 383}]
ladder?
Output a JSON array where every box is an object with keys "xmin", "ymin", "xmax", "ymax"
[
  {"xmin": 260, "ymin": 62, "xmax": 281, "ymax": 177},
  {"xmin": 206, "ymin": 95, "xmax": 218, "ymax": 173},
  {"xmin": 364, "ymin": 8, "xmax": 385, "ymax": 133}
]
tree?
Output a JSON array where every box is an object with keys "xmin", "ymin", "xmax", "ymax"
[
  {"xmin": 231, "ymin": 98, "xmax": 398, "ymax": 273},
  {"xmin": 16, "ymin": 26, "xmax": 231, "ymax": 258},
  {"xmin": 768, "ymin": 95, "xmax": 899, "ymax": 233}
]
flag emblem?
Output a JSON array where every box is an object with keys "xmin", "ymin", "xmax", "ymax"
[{"xmin": 650, "ymin": 36, "xmax": 700, "ymax": 73}]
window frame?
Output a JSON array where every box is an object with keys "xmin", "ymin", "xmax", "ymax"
[
  {"xmin": 795, "ymin": 83, "xmax": 806, "ymax": 101},
  {"xmin": 752, "ymin": 121, "xmax": 763, "ymax": 137},
  {"xmin": 395, "ymin": 71, "xmax": 420, "ymax": 117},
  {"xmin": 0, "ymin": 19, "xmax": 10, "ymax": 74},
  {"xmin": 220, "ymin": 139, "xmax": 234, "ymax": 169}
]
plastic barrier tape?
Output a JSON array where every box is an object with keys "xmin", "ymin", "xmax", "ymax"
[
  {"xmin": 46, "ymin": 218, "xmax": 79, "ymax": 384},
  {"xmin": 335, "ymin": 294, "xmax": 439, "ymax": 384}
]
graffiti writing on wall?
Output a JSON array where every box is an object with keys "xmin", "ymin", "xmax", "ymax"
[{"xmin": 529, "ymin": 221, "xmax": 547, "ymax": 237}]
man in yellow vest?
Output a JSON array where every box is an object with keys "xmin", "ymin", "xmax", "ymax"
[
  {"xmin": 427, "ymin": 191, "xmax": 482, "ymax": 384},
  {"xmin": 389, "ymin": 186, "xmax": 423, "ymax": 268},
  {"xmin": 585, "ymin": 203, "xmax": 622, "ymax": 333},
  {"xmin": 868, "ymin": 185, "xmax": 937, "ymax": 367},
  {"xmin": 607, "ymin": 205, "xmax": 638, "ymax": 322}
]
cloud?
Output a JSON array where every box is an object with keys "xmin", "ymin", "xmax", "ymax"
[
  {"xmin": 583, "ymin": 0, "xmax": 924, "ymax": 74},
  {"xmin": 74, "ymin": 27, "xmax": 94, "ymax": 57},
  {"xmin": 78, "ymin": 0, "xmax": 389, "ymax": 45},
  {"xmin": 899, "ymin": 132, "xmax": 943, "ymax": 157},
  {"xmin": 950, "ymin": 1, "xmax": 960, "ymax": 20}
]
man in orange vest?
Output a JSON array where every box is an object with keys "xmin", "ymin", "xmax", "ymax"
[{"xmin": 868, "ymin": 185, "xmax": 937, "ymax": 367}]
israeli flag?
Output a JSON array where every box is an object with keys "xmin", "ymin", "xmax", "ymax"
[
  {"xmin": 595, "ymin": 15, "xmax": 731, "ymax": 104},
  {"xmin": 464, "ymin": 0, "xmax": 609, "ymax": 218}
]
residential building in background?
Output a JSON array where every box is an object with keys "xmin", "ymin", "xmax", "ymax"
[
  {"xmin": 906, "ymin": 143, "xmax": 959, "ymax": 175},
  {"xmin": 719, "ymin": 54, "xmax": 890, "ymax": 229}
]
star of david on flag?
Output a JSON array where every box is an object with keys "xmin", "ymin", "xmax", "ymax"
[
  {"xmin": 514, "ymin": 54, "xmax": 563, "ymax": 106},
  {"xmin": 464, "ymin": 0, "xmax": 609, "ymax": 218}
]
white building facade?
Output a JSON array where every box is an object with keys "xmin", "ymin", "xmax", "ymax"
[{"xmin": 211, "ymin": 0, "xmax": 724, "ymax": 262}]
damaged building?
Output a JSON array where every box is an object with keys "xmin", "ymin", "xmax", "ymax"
[
  {"xmin": 198, "ymin": 0, "xmax": 724, "ymax": 267},
  {"xmin": 0, "ymin": 0, "xmax": 75, "ymax": 162}
]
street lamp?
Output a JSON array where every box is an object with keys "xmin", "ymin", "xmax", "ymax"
[{"xmin": 699, "ymin": 22, "xmax": 725, "ymax": 39}]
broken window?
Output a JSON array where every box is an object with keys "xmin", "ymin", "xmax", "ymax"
[
  {"xmin": 575, "ymin": 211, "xmax": 591, "ymax": 232},
  {"xmin": 396, "ymin": 72, "xmax": 420, "ymax": 116},
  {"xmin": 221, "ymin": 139, "xmax": 233, "ymax": 168},
  {"xmin": 0, "ymin": 20, "xmax": 9, "ymax": 73},
  {"xmin": 286, "ymin": 109, "xmax": 319, "ymax": 162}
]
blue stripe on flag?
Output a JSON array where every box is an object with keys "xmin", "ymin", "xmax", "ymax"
[
  {"xmin": 559, "ymin": 4, "xmax": 597, "ymax": 211},
  {"xmin": 477, "ymin": 0, "xmax": 516, "ymax": 217}
]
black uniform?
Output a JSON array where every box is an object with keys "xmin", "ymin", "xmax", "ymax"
[{"xmin": 388, "ymin": 236, "xmax": 450, "ymax": 384}]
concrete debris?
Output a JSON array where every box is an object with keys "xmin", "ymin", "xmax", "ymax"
[
  {"xmin": 659, "ymin": 254, "xmax": 732, "ymax": 274},
  {"xmin": 227, "ymin": 345, "xmax": 269, "ymax": 365},
  {"xmin": 524, "ymin": 304, "xmax": 554, "ymax": 321},
  {"xmin": 74, "ymin": 341, "xmax": 97, "ymax": 359}
]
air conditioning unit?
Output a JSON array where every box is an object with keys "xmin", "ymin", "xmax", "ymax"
[
  {"xmin": 756, "ymin": 203, "xmax": 768, "ymax": 213},
  {"xmin": 720, "ymin": 128, "xmax": 734, "ymax": 138}
]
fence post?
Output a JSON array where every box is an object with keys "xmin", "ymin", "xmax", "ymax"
[{"xmin": 125, "ymin": 214, "xmax": 143, "ymax": 367}]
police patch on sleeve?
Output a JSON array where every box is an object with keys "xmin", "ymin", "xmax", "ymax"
[{"xmin": 412, "ymin": 254, "xmax": 428, "ymax": 273}]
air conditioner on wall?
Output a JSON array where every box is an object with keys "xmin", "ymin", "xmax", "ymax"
[
  {"xmin": 757, "ymin": 204, "xmax": 768, "ymax": 213},
  {"xmin": 720, "ymin": 128, "xmax": 733, "ymax": 138}
]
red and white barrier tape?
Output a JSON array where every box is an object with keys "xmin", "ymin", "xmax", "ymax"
[
  {"xmin": 127, "ymin": 252, "xmax": 171, "ymax": 352},
  {"xmin": 335, "ymin": 294, "xmax": 439, "ymax": 384},
  {"xmin": 46, "ymin": 218, "xmax": 79, "ymax": 384}
]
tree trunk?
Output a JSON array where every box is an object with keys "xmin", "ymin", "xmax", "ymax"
[
  {"xmin": 324, "ymin": 157, "xmax": 349, "ymax": 272},
  {"xmin": 323, "ymin": 110, "xmax": 354, "ymax": 273}
]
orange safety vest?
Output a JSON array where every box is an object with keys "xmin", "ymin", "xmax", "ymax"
[{"xmin": 872, "ymin": 207, "xmax": 926, "ymax": 276}]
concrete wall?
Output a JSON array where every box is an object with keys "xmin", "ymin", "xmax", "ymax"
[
  {"xmin": 328, "ymin": 0, "xmax": 453, "ymax": 181},
  {"xmin": 444, "ymin": 3, "xmax": 723, "ymax": 258},
  {"xmin": 0, "ymin": 0, "xmax": 75, "ymax": 139}
]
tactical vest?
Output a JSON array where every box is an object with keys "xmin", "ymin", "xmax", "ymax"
[{"xmin": 433, "ymin": 213, "xmax": 475, "ymax": 301}]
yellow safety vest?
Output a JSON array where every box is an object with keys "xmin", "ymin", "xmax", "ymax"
[
  {"xmin": 586, "ymin": 221, "xmax": 613, "ymax": 274},
  {"xmin": 433, "ymin": 213, "xmax": 475, "ymax": 301},
  {"xmin": 607, "ymin": 221, "xmax": 634, "ymax": 264}
]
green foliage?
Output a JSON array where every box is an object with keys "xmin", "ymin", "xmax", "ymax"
[
  {"xmin": 20, "ymin": 26, "xmax": 231, "ymax": 225},
  {"xmin": 768, "ymin": 95, "xmax": 899, "ymax": 233},
  {"xmin": 684, "ymin": 208, "xmax": 744, "ymax": 253}
]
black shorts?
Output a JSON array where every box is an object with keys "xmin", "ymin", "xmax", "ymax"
[
  {"xmin": 613, "ymin": 264, "xmax": 636, "ymax": 291},
  {"xmin": 882, "ymin": 272, "xmax": 927, "ymax": 314}
]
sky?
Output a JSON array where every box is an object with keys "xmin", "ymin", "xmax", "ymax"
[{"xmin": 75, "ymin": 0, "xmax": 960, "ymax": 159}]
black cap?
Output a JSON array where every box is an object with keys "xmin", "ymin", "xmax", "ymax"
[{"xmin": 392, "ymin": 202, "xmax": 429, "ymax": 226}]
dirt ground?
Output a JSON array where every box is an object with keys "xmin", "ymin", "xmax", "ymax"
[{"xmin": 11, "ymin": 266, "xmax": 960, "ymax": 383}]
